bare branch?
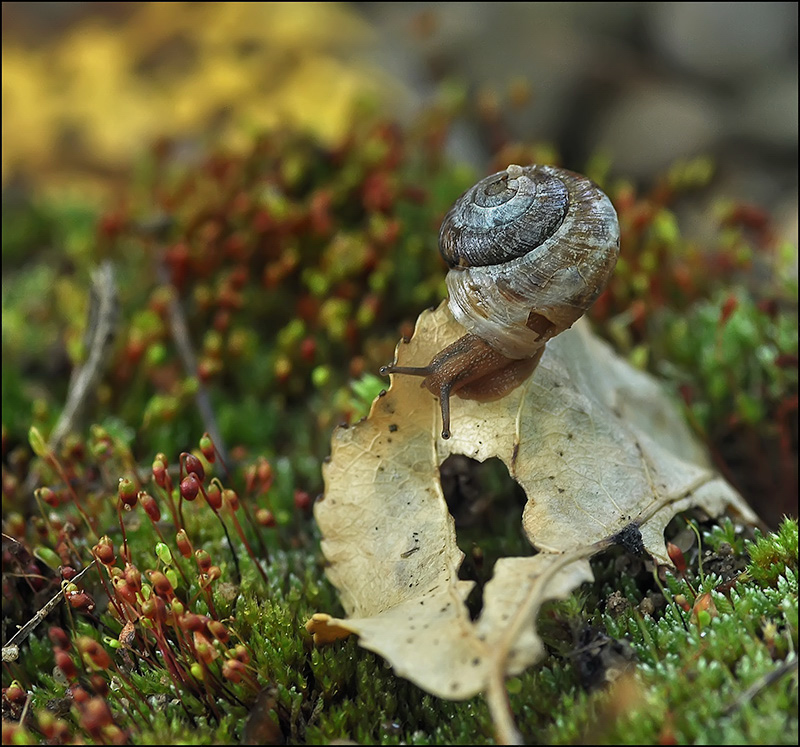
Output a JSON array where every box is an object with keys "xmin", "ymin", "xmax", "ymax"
[
  {"xmin": 157, "ymin": 260, "xmax": 229, "ymax": 465},
  {"xmin": 2, "ymin": 560, "xmax": 97, "ymax": 661},
  {"xmin": 49, "ymin": 261, "xmax": 119, "ymax": 448},
  {"xmin": 723, "ymin": 654, "xmax": 798, "ymax": 716}
]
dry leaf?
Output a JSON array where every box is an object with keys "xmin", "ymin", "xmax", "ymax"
[
  {"xmin": 313, "ymin": 301, "xmax": 757, "ymax": 737},
  {"xmin": 306, "ymin": 613, "xmax": 355, "ymax": 645}
]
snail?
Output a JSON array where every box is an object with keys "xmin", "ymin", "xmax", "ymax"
[{"xmin": 381, "ymin": 163, "xmax": 620, "ymax": 439}]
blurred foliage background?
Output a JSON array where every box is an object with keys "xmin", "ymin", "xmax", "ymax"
[{"xmin": 3, "ymin": 2, "xmax": 797, "ymax": 218}]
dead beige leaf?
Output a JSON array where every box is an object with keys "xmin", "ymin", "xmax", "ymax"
[
  {"xmin": 305, "ymin": 613, "xmax": 354, "ymax": 645},
  {"xmin": 313, "ymin": 301, "xmax": 757, "ymax": 737}
]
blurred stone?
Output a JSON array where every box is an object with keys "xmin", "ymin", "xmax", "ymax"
[
  {"xmin": 364, "ymin": 2, "xmax": 648, "ymax": 173},
  {"xmin": 778, "ymin": 199, "xmax": 799, "ymax": 255},
  {"xmin": 358, "ymin": 1, "xmax": 797, "ymax": 209},
  {"xmin": 650, "ymin": 2, "xmax": 797, "ymax": 83},
  {"xmin": 591, "ymin": 85, "xmax": 721, "ymax": 178},
  {"xmin": 733, "ymin": 68, "xmax": 799, "ymax": 150}
]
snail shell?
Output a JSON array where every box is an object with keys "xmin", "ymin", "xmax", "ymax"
[
  {"xmin": 440, "ymin": 163, "xmax": 620, "ymax": 360},
  {"xmin": 382, "ymin": 163, "xmax": 619, "ymax": 439}
]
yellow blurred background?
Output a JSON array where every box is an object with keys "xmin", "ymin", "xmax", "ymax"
[{"xmin": 2, "ymin": 2, "xmax": 404, "ymax": 195}]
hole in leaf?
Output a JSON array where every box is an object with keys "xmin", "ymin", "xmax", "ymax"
[{"xmin": 440, "ymin": 454, "xmax": 535, "ymax": 620}]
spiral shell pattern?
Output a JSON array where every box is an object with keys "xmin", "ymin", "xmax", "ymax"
[{"xmin": 440, "ymin": 164, "xmax": 619, "ymax": 359}]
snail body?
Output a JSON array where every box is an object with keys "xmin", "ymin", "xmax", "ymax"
[{"xmin": 382, "ymin": 164, "xmax": 620, "ymax": 439}]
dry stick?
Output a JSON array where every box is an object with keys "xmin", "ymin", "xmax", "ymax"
[
  {"xmin": 18, "ymin": 692, "xmax": 31, "ymax": 729},
  {"xmin": 2, "ymin": 560, "xmax": 97, "ymax": 662},
  {"xmin": 22, "ymin": 262, "xmax": 120, "ymax": 506},
  {"xmin": 156, "ymin": 261, "xmax": 229, "ymax": 466},
  {"xmin": 485, "ymin": 470, "xmax": 723, "ymax": 744},
  {"xmin": 722, "ymin": 654, "xmax": 798, "ymax": 717},
  {"xmin": 49, "ymin": 262, "xmax": 119, "ymax": 449}
]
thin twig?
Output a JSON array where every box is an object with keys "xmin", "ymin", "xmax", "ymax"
[
  {"xmin": 156, "ymin": 261, "xmax": 229, "ymax": 465},
  {"xmin": 49, "ymin": 262, "xmax": 119, "ymax": 449},
  {"xmin": 723, "ymin": 654, "xmax": 798, "ymax": 716},
  {"xmin": 2, "ymin": 561, "xmax": 97, "ymax": 661},
  {"xmin": 18, "ymin": 691, "xmax": 31, "ymax": 728},
  {"xmin": 22, "ymin": 262, "xmax": 120, "ymax": 499}
]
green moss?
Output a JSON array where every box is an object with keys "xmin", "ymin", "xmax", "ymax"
[
  {"xmin": 521, "ymin": 519, "xmax": 798, "ymax": 745},
  {"xmin": 747, "ymin": 518, "xmax": 799, "ymax": 587}
]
